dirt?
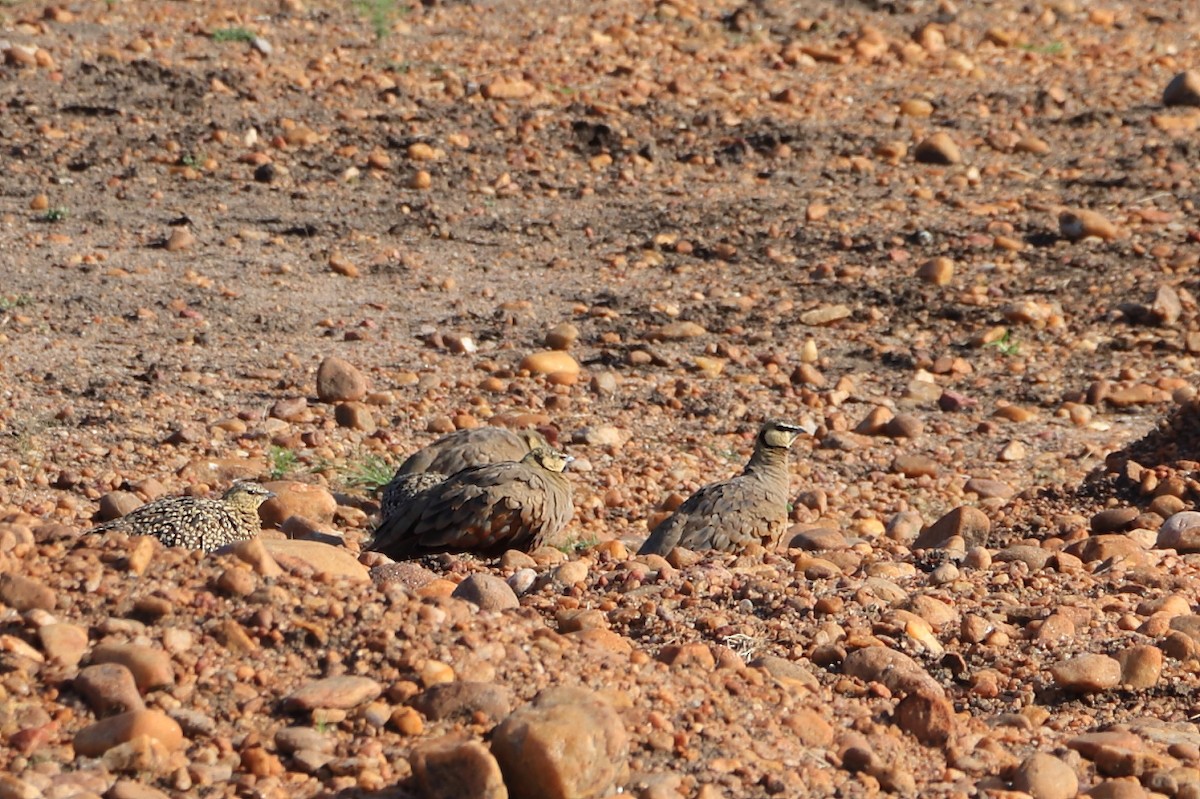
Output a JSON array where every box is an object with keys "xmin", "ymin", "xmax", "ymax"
[{"xmin": 3, "ymin": 0, "xmax": 1200, "ymax": 797}]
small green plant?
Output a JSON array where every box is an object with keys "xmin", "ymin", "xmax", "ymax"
[
  {"xmin": 0, "ymin": 294, "xmax": 32, "ymax": 312},
  {"xmin": 1017, "ymin": 40, "xmax": 1065, "ymax": 55},
  {"xmin": 354, "ymin": 0, "xmax": 404, "ymax": 42},
  {"xmin": 212, "ymin": 27, "xmax": 256, "ymax": 43},
  {"xmin": 559, "ymin": 535, "xmax": 600, "ymax": 555},
  {"xmin": 40, "ymin": 207, "xmax": 67, "ymax": 223},
  {"xmin": 341, "ymin": 453, "xmax": 394, "ymax": 493},
  {"xmin": 985, "ymin": 330, "xmax": 1020, "ymax": 356},
  {"xmin": 181, "ymin": 153, "xmax": 205, "ymax": 168},
  {"xmin": 267, "ymin": 445, "xmax": 299, "ymax": 479}
]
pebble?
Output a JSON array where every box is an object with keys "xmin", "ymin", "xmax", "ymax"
[
  {"xmin": 913, "ymin": 506, "xmax": 990, "ymax": 549},
  {"xmin": 0, "ymin": 573, "xmax": 55, "ymax": 611},
  {"xmin": 108, "ymin": 780, "xmax": 173, "ymax": 799},
  {"xmin": 1085, "ymin": 782, "xmax": 1148, "ymax": 799},
  {"xmin": 1156, "ymin": 511, "xmax": 1200, "ymax": 551},
  {"xmin": 412, "ymin": 681, "xmax": 513, "ymax": 722},
  {"xmin": 964, "ymin": 478, "xmax": 1014, "ymax": 499},
  {"xmin": 491, "ymin": 687, "xmax": 628, "ymax": 799},
  {"xmin": 334, "ymin": 402, "xmax": 375, "ymax": 431},
  {"xmin": 843, "ymin": 646, "xmax": 939, "ymax": 695},
  {"xmin": 73, "ymin": 709, "xmax": 184, "ymax": 757},
  {"xmin": 371, "ymin": 560, "xmax": 440, "ymax": 590},
  {"xmin": 1012, "ymin": 752, "xmax": 1079, "ymax": 799},
  {"xmin": 275, "ymin": 726, "xmax": 335, "ymax": 755},
  {"xmin": 1059, "ymin": 208, "xmax": 1119, "ymax": 241},
  {"xmin": 285, "ymin": 676, "xmax": 383, "ymax": 711},
  {"xmin": 483, "ymin": 77, "xmax": 536, "ymax": 100},
  {"xmin": 1116, "ymin": 645, "xmax": 1162, "ymax": 690},
  {"xmin": 37, "ymin": 622, "xmax": 88, "ymax": 667},
  {"xmin": 315, "ymin": 356, "xmax": 368, "ymax": 403},
  {"xmin": 787, "ymin": 526, "xmax": 848, "ymax": 551},
  {"xmin": 545, "ymin": 322, "xmax": 579, "ymax": 350},
  {"xmin": 652, "ymin": 321, "xmax": 707, "ymax": 340},
  {"xmin": 1163, "ymin": 70, "xmax": 1200, "ymax": 107},
  {"xmin": 913, "ymin": 132, "xmax": 962, "ymax": 164},
  {"xmin": 412, "ymin": 737, "xmax": 507, "ymax": 799},
  {"xmin": 519, "ymin": 350, "xmax": 580, "ymax": 377},
  {"xmin": 576, "ymin": 425, "xmax": 623, "ymax": 447},
  {"xmin": 90, "ymin": 643, "xmax": 175, "ymax": 692},
  {"xmin": 1091, "ymin": 507, "xmax": 1139, "ymax": 534},
  {"xmin": 260, "ymin": 481, "xmax": 337, "ymax": 526},
  {"xmin": 74, "ymin": 663, "xmax": 144, "ymax": 715},
  {"xmin": 885, "ymin": 414, "xmax": 924, "ymax": 438},
  {"xmin": 1051, "ymin": 653, "xmax": 1122, "ymax": 692},
  {"xmin": 553, "ymin": 559, "xmax": 590, "ymax": 585},
  {"xmin": 894, "ymin": 686, "xmax": 956, "ymax": 745},
  {"xmin": 228, "ymin": 538, "xmax": 284, "ymax": 577},
  {"xmin": 916, "ymin": 257, "xmax": 954, "ymax": 286},
  {"xmin": 96, "ymin": 491, "xmax": 143, "ymax": 521},
  {"xmin": 451, "ymin": 574, "xmax": 519, "ymax": 611},
  {"xmin": 892, "ymin": 455, "xmax": 938, "ymax": 478},
  {"xmin": 262, "ymin": 539, "xmax": 370, "ymax": 581},
  {"xmin": 800, "ymin": 304, "xmax": 852, "ymax": 326}
]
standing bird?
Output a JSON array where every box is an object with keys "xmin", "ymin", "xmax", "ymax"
[
  {"xmin": 87, "ymin": 482, "xmax": 275, "ymax": 552},
  {"xmin": 368, "ymin": 447, "xmax": 574, "ymax": 559},
  {"xmin": 638, "ymin": 420, "xmax": 804, "ymax": 556},
  {"xmin": 378, "ymin": 427, "xmax": 549, "ymax": 520}
]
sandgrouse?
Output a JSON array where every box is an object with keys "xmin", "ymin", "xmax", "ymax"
[
  {"xmin": 638, "ymin": 420, "xmax": 804, "ymax": 556},
  {"xmin": 88, "ymin": 482, "xmax": 275, "ymax": 552},
  {"xmin": 379, "ymin": 426, "xmax": 549, "ymax": 520},
  {"xmin": 369, "ymin": 447, "xmax": 574, "ymax": 559}
]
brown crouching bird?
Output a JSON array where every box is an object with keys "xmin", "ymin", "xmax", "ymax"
[
  {"xmin": 87, "ymin": 482, "xmax": 275, "ymax": 552},
  {"xmin": 379, "ymin": 426, "xmax": 548, "ymax": 519},
  {"xmin": 368, "ymin": 447, "xmax": 574, "ymax": 559},
  {"xmin": 638, "ymin": 420, "xmax": 804, "ymax": 556}
]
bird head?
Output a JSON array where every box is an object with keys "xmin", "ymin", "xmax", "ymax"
[
  {"xmin": 223, "ymin": 482, "xmax": 277, "ymax": 507},
  {"xmin": 524, "ymin": 447, "xmax": 573, "ymax": 473},
  {"xmin": 758, "ymin": 420, "xmax": 804, "ymax": 450}
]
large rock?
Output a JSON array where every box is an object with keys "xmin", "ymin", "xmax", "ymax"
[
  {"xmin": 1012, "ymin": 752, "xmax": 1079, "ymax": 799},
  {"xmin": 285, "ymin": 676, "xmax": 382, "ymax": 711},
  {"xmin": 90, "ymin": 644, "xmax": 175, "ymax": 692},
  {"xmin": 262, "ymin": 539, "xmax": 369, "ymax": 582},
  {"xmin": 912, "ymin": 506, "xmax": 990, "ymax": 549},
  {"xmin": 75, "ymin": 663, "xmax": 144, "ymax": 715},
  {"xmin": 413, "ymin": 736, "xmax": 508, "ymax": 799},
  {"xmin": 843, "ymin": 646, "xmax": 941, "ymax": 695},
  {"xmin": 413, "ymin": 682, "xmax": 513, "ymax": 723},
  {"xmin": 452, "ymin": 574, "xmax": 520, "ymax": 611},
  {"xmin": 316, "ymin": 356, "xmax": 368, "ymax": 403},
  {"xmin": 259, "ymin": 481, "xmax": 337, "ymax": 527},
  {"xmin": 73, "ymin": 710, "xmax": 184, "ymax": 757},
  {"xmin": 491, "ymin": 687, "xmax": 628, "ymax": 799}
]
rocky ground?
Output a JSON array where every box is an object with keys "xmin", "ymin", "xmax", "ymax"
[{"xmin": 3, "ymin": 0, "xmax": 1200, "ymax": 796}]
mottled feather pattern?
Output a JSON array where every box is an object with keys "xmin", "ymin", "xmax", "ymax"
[{"xmin": 89, "ymin": 482, "xmax": 274, "ymax": 553}]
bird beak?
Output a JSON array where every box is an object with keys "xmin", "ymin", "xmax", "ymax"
[{"xmin": 564, "ymin": 455, "xmax": 575, "ymax": 469}]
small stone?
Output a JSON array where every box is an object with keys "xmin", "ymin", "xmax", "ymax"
[
  {"xmin": 914, "ymin": 132, "xmax": 962, "ymax": 164},
  {"xmin": 545, "ymin": 322, "xmax": 579, "ymax": 350},
  {"xmin": 412, "ymin": 682, "xmax": 513, "ymax": 722},
  {"xmin": 1091, "ymin": 507, "xmax": 1139, "ymax": 534},
  {"xmin": 334, "ymin": 402, "xmax": 375, "ymax": 431},
  {"xmin": 553, "ymin": 559, "xmax": 589, "ymax": 585},
  {"xmin": 315, "ymin": 356, "xmax": 368, "ymax": 402},
  {"xmin": 800, "ymin": 305, "xmax": 852, "ymax": 326},
  {"xmin": 412, "ymin": 736, "xmax": 508, "ymax": 799},
  {"xmin": 885, "ymin": 414, "xmax": 924, "ymax": 438},
  {"xmin": 519, "ymin": 350, "xmax": 580, "ymax": 377},
  {"xmin": 892, "ymin": 455, "xmax": 938, "ymax": 478},
  {"xmin": 0, "ymin": 573, "xmax": 55, "ymax": 611},
  {"xmin": 371, "ymin": 560, "xmax": 440, "ymax": 590},
  {"xmin": 285, "ymin": 676, "xmax": 383, "ymax": 711},
  {"xmin": 1150, "ymin": 285, "xmax": 1182, "ymax": 325},
  {"xmin": 1012, "ymin": 752, "xmax": 1079, "ymax": 799},
  {"xmin": 590, "ymin": 372, "xmax": 618, "ymax": 396},
  {"xmin": 259, "ymin": 481, "xmax": 337, "ymax": 527},
  {"xmin": 228, "ymin": 538, "xmax": 284, "ymax": 577},
  {"xmin": 1116, "ymin": 645, "xmax": 1162, "ymax": 690},
  {"xmin": 964, "ymin": 478, "xmax": 1014, "ymax": 499},
  {"xmin": 73, "ymin": 709, "xmax": 184, "ymax": 757},
  {"xmin": 164, "ymin": 227, "xmax": 195, "ymax": 252},
  {"xmin": 1157, "ymin": 510, "xmax": 1200, "ymax": 551},
  {"xmin": 1163, "ymin": 71, "xmax": 1200, "ymax": 107},
  {"xmin": 843, "ymin": 647, "xmax": 939, "ymax": 695},
  {"xmin": 916, "ymin": 257, "xmax": 954, "ymax": 286},
  {"xmin": 576, "ymin": 425, "xmax": 622, "ymax": 447},
  {"xmin": 854, "ymin": 406, "xmax": 893, "ymax": 435},
  {"xmin": 652, "ymin": 321, "xmax": 707, "ymax": 340},
  {"xmin": 75, "ymin": 662, "xmax": 144, "ymax": 716},
  {"xmin": 451, "ymin": 574, "xmax": 519, "ymax": 611},
  {"xmin": 894, "ymin": 687, "xmax": 956, "ymax": 745},
  {"xmin": 1059, "ymin": 208, "xmax": 1118, "ymax": 241},
  {"xmin": 1085, "ymin": 781, "xmax": 1148, "ymax": 799},
  {"xmin": 275, "ymin": 726, "xmax": 336, "ymax": 755},
  {"xmin": 913, "ymin": 506, "xmax": 990, "ymax": 549},
  {"xmin": 483, "ymin": 77, "xmax": 536, "ymax": 100},
  {"xmin": 37, "ymin": 622, "xmax": 88, "ymax": 667},
  {"xmin": 1051, "ymin": 653, "xmax": 1122, "ymax": 692},
  {"xmin": 90, "ymin": 643, "xmax": 175, "ymax": 692},
  {"xmin": 107, "ymin": 779, "xmax": 173, "ymax": 799},
  {"xmin": 491, "ymin": 687, "xmax": 628, "ymax": 799}
]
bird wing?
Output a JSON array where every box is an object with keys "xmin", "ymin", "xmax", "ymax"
[
  {"xmin": 397, "ymin": 429, "xmax": 526, "ymax": 475},
  {"xmin": 640, "ymin": 474, "xmax": 785, "ymax": 555},
  {"xmin": 412, "ymin": 461, "xmax": 549, "ymax": 551}
]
